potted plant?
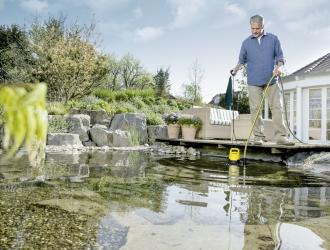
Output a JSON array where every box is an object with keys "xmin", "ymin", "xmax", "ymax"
[
  {"xmin": 162, "ymin": 112, "xmax": 181, "ymax": 138},
  {"xmin": 177, "ymin": 114, "xmax": 202, "ymax": 140}
]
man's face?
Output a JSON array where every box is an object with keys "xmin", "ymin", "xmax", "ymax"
[{"xmin": 250, "ymin": 22, "xmax": 264, "ymax": 38}]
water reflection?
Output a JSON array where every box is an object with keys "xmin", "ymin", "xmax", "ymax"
[{"xmin": 1, "ymin": 151, "xmax": 330, "ymax": 249}]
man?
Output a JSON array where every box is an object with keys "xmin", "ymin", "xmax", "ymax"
[{"xmin": 231, "ymin": 14, "xmax": 294, "ymax": 146}]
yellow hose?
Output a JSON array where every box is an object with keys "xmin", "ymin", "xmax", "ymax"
[{"xmin": 243, "ymin": 74, "xmax": 276, "ymax": 163}]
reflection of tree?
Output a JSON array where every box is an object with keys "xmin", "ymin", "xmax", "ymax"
[{"xmin": 90, "ymin": 175, "xmax": 167, "ymax": 213}]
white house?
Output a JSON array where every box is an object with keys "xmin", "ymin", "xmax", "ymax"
[{"xmin": 281, "ymin": 52, "xmax": 330, "ymax": 144}]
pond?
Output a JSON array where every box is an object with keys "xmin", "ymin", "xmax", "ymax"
[{"xmin": 1, "ymin": 149, "xmax": 330, "ymax": 250}]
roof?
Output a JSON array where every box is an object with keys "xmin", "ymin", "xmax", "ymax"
[{"xmin": 291, "ymin": 52, "xmax": 330, "ymax": 74}]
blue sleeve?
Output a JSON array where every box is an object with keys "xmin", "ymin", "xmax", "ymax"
[
  {"xmin": 275, "ymin": 36, "xmax": 285, "ymax": 65},
  {"xmin": 238, "ymin": 41, "xmax": 247, "ymax": 64}
]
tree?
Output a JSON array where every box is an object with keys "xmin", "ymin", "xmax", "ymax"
[
  {"xmin": 181, "ymin": 58, "xmax": 204, "ymax": 105},
  {"xmin": 28, "ymin": 14, "xmax": 110, "ymax": 103},
  {"xmin": 0, "ymin": 24, "xmax": 35, "ymax": 84},
  {"xmin": 103, "ymin": 53, "xmax": 121, "ymax": 91},
  {"xmin": 119, "ymin": 53, "xmax": 153, "ymax": 90},
  {"xmin": 153, "ymin": 66, "xmax": 171, "ymax": 98}
]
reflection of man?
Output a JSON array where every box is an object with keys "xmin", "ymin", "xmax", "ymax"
[{"xmin": 231, "ymin": 14, "xmax": 294, "ymax": 146}]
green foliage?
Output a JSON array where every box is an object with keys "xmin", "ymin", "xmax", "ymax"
[
  {"xmin": 151, "ymin": 104, "xmax": 179, "ymax": 115},
  {"xmin": 48, "ymin": 115, "xmax": 71, "ymax": 133},
  {"xmin": 67, "ymin": 98, "xmax": 113, "ymax": 114},
  {"xmin": 155, "ymin": 97, "xmax": 166, "ymax": 105},
  {"xmin": 181, "ymin": 58, "xmax": 204, "ymax": 105},
  {"xmin": 0, "ymin": 24, "xmax": 35, "ymax": 84},
  {"xmin": 154, "ymin": 66, "xmax": 171, "ymax": 98},
  {"xmin": 146, "ymin": 113, "xmax": 164, "ymax": 125},
  {"xmin": 114, "ymin": 91, "xmax": 129, "ymax": 102},
  {"xmin": 142, "ymin": 97, "xmax": 154, "ymax": 106},
  {"xmin": 93, "ymin": 89, "xmax": 115, "ymax": 103},
  {"xmin": 0, "ymin": 83, "xmax": 47, "ymax": 165},
  {"xmin": 177, "ymin": 114, "xmax": 202, "ymax": 129},
  {"xmin": 167, "ymin": 99, "xmax": 178, "ymax": 108},
  {"xmin": 131, "ymin": 97, "xmax": 147, "ymax": 109},
  {"xmin": 125, "ymin": 125, "xmax": 140, "ymax": 146},
  {"xmin": 46, "ymin": 102, "xmax": 68, "ymax": 115},
  {"xmin": 135, "ymin": 89, "xmax": 155, "ymax": 99},
  {"xmin": 29, "ymin": 15, "xmax": 110, "ymax": 103},
  {"xmin": 112, "ymin": 102, "xmax": 138, "ymax": 114},
  {"xmin": 119, "ymin": 53, "xmax": 154, "ymax": 90}
]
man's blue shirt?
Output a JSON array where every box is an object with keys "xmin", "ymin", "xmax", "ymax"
[{"xmin": 238, "ymin": 32, "xmax": 284, "ymax": 86}]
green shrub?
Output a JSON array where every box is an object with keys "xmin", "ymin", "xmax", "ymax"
[
  {"xmin": 138, "ymin": 89, "xmax": 155, "ymax": 99},
  {"xmin": 151, "ymin": 104, "xmax": 179, "ymax": 115},
  {"xmin": 48, "ymin": 115, "xmax": 71, "ymax": 133},
  {"xmin": 47, "ymin": 102, "xmax": 68, "ymax": 115},
  {"xmin": 114, "ymin": 92, "xmax": 129, "ymax": 102},
  {"xmin": 177, "ymin": 102, "xmax": 184, "ymax": 110},
  {"xmin": 167, "ymin": 99, "xmax": 178, "ymax": 108},
  {"xmin": 155, "ymin": 97, "xmax": 166, "ymax": 105},
  {"xmin": 142, "ymin": 97, "xmax": 154, "ymax": 106},
  {"xmin": 113, "ymin": 102, "xmax": 138, "ymax": 114},
  {"xmin": 131, "ymin": 97, "xmax": 147, "ymax": 109},
  {"xmin": 177, "ymin": 114, "xmax": 202, "ymax": 129},
  {"xmin": 93, "ymin": 89, "xmax": 115, "ymax": 103},
  {"xmin": 124, "ymin": 89, "xmax": 137, "ymax": 99},
  {"xmin": 147, "ymin": 113, "xmax": 165, "ymax": 125}
]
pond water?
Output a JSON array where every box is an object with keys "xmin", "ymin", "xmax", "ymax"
[{"xmin": 1, "ymin": 150, "xmax": 330, "ymax": 250}]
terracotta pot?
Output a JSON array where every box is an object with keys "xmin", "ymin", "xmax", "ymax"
[
  {"xmin": 167, "ymin": 124, "xmax": 180, "ymax": 138},
  {"xmin": 181, "ymin": 125, "xmax": 197, "ymax": 140}
]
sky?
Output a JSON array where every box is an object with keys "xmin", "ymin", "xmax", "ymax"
[{"xmin": 0, "ymin": 0, "xmax": 330, "ymax": 103}]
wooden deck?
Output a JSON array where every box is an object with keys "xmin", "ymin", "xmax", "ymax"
[{"xmin": 155, "ymin": 138, "xmax": 330, "ymax": 154}]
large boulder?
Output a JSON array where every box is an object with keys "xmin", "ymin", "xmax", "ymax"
[
  {"xmin": 64, "ymin": 114, "xmax": 90, "ymax": 142},
  {"xmin": 47, "ymin": 133, "xmax": 83, "ymax": 147},
  {"xmin": 109, "ymin": 113, "xmax": 148, "ymax": 145},
  {"xmin": 69, "ymin": 108, "xmax": 109, "ymax": 126},
  {"xmin": 89, "ymin": 127, "xmax": 133, "ymax": 147},
  {"xmin": 147, "ymin": 125, "xmax": 168, "ymax": 140}
]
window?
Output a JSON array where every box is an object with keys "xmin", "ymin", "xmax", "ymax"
[
  {"xmin": 327, "ymin": 88, "xmax": 330, "ymax": 140},
  {"xmin": 309, "ymin": 89, "xmax": 322, "ymax": 140}
]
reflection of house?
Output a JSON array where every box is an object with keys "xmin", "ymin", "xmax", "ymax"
[{"xmin": 282, "ymin": 53, "xmax": 330, "ymax": 143}]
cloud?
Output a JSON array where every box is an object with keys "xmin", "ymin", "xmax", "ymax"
[
  {"xmin": 167, "ymin": 0, "xmax": 207, "ymax": 28},
  {"xmin": 76, "ymin": 0, "xmax": 129, "ymax": 14},
  {"xmin": 285, "ymin": 10, "xmax": 328, "ymax": 31},
  {"xmin": 133, "ymin": 7, "xmax": 143, "ymax": 19},
  {"xmin": 265, "ymin": 0, "xmax": 329, "ymax": 20},
  {"xmin": 133, "ymin": 27, "xmax": 164, "ymax": 41},
  {"xmin": 211, "ymin": 3, "xmax": 247, "ymax": 28},
  {"xmin": 285, "ymin": 10, "xmax": 330, "ymax": 41},
  {"xmin": 19, "ymin": 0, "xmax": 49, "ymax": 12},
  {"xmin": 225, "ymin": 4, "xmax": 247, "ymax": 21}
]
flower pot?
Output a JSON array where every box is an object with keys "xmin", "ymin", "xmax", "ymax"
[
  {"xmin": 167, "ymin": 124, "xmax": 180, "ymax": 138},
  {"xmin": 181, "ymin": 125, "xmax": 197, "ymax": 140}
]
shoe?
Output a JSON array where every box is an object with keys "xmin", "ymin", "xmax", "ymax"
[
  {"xmin": 254, "ymin": 137, "xmax": 264, "ymax": 145},
  {"xmin": 276, "ymin": 137, "xmax": 295, "ymax": 146}
]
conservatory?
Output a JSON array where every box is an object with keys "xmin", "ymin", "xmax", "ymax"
[{"xmin": 281, "ymin": 53, "xmax": 330, "ymax": 144}]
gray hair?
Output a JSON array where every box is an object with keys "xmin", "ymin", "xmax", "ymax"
[{"xmin": 250, "ymin": 15, "xmax": 264, "ymax": 25}]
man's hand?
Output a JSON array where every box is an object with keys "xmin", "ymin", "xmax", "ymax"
[
  {"xmin": 273, "ymin": 68, "xmax": 282, "ymax": 76},
  {"xmin": 231, "ymin": 69, "xmax": 237, "ymax": 76},
  {"xmin": 274, "ymin": 64, "xmax": 284, "ymax": 77}
]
